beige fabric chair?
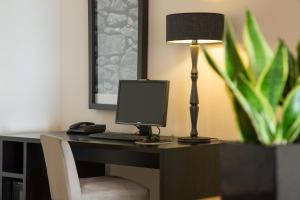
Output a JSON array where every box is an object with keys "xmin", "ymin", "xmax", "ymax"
[{"xmin": 40, "ymin": 135, "xmax": 149, "ymax": 200}]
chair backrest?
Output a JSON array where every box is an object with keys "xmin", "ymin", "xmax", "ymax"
[{"xmin": 40, "ymin": 135, "xmax": 81, "ymax": 200}]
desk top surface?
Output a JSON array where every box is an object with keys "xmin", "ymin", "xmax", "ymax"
[{"xmin": 0, "ymin": 132, "xmax": 219, "ymax": 153}]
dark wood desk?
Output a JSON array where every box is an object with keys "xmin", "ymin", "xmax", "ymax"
[{"xmin": 0, "ymin": 132, "xmax": 220, "ymax": 200}]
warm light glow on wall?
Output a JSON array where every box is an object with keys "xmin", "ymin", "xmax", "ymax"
[{"xmin": 198, "ymin": 43, "xmax": 249, "ymax": 141}]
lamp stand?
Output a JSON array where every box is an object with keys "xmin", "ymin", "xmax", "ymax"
[{"xmin": 178, "ymin": 41, "xmax": 215, "ymax": 144}]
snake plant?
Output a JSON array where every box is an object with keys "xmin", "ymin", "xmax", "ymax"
[{"xmin": 204, "ymin": 10, "xmax": 300, "ymax": 145}]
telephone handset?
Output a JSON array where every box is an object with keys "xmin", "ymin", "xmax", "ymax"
[
  {"xmin": 69, "ymin": 122, "xmax": 95, "ymax": 129},
  {"xmin": 67, "ymin": 122, "xmax": 106, "ymax": 135}
]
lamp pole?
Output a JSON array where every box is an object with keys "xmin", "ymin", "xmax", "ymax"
[
  {"xmin": 190, "ymin": 40, "xmax": 200, "ymax": 137},
  {"xmin": 166, "ymin": 13, "xmax": 224, "ymax": 143}
]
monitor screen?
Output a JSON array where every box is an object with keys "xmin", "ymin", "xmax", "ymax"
[{"xmin": 116, "ymin": 80, "xmax": 169, "ymax": 127}]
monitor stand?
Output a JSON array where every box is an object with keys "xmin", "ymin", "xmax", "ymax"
[
  {"xmin": 135, "ymin": 125, "xmax": 173, "ymax": 145},
  {"xmin": 137, "ymin": 125, "xmax": 153, "ymax": 136},
  {"xmin": 137, "ymin": 125, "xmax": 159, "ymax": 143}
]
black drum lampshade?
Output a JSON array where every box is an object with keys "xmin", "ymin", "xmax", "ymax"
[{"xmin": 166, "ymin": 13, "xmax": 224, "ymax": 44}]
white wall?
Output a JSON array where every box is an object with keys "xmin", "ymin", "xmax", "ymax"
[
  {"xmin": 0, "ymin": 0, "xmax": 61, "ymax": 133},
  {"xmin": 60, "ymin": 0, "xmax": 300, "ymax": 199}
]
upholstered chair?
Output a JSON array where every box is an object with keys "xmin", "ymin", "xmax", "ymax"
[{"xmin": 40, "ymin": 134, "xmax": 149, "ymax": 200}]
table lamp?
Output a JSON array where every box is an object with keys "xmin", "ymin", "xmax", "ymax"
[{"xmin": 166, "ymin": 13, "xmax": 224, "ymax": 143}]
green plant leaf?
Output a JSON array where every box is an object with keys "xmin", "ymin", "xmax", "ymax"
[
  {"xmin": 297, "ymin": 41, "xmax": 300, "ymax": 73},
  {"xmin": 225, "ymin": 22, "xmax": 254, "ymax": 82},
  {"xmin": 232, "ymin": 96, "xmax": 258, "ymax": 143},
  {"xmin": 256, "ymin": 42, "xmax": 288, "ymax": 109},
  {"xmin": 243, "ymin": 10, "xmax": 273, "ymax": 79},
  {"xmin": 236, "ymin": 76, "xmax": 276, "ymax": 144},
  {"xmin": 283, "ymin": 48, "xmax": 298, "ymax": 99},
  {"xmin": 278, "ymin": 85, "xmax": 300, "ymax": 143},
  {"xmin": 297, "ymin": 76, "xmax": 300, "ymax": 85},
  {"xmin": 204, "ymin": 49, "xmax": 276, "ymax": 145}
]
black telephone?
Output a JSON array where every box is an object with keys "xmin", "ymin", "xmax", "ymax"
[{"xmin": 67, "ymin": 122, "xmax": 106, "ymax": 135}]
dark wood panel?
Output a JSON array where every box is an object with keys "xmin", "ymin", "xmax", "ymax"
[
  {"xmin": 76, "ymin": 161, "xmax": 105, "ymax": 178},
  {"xmin": 2, "ymin": 141, "xmax": 23, "ymax": 174},
  {"xmin": 26, "ymin": 143, "xmax": 51, "ymax": 200},
  {"xmin": 159, "ymin": 144, "xmax": 220, "ymax": 200},
  {"xmin": 72, "ymin": 144, "xmax": 159, "ymax": 169}
]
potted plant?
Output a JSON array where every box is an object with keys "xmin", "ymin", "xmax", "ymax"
[{"xmin": 204, "ymin": 11, "xmax": 300, "ymax": 199}]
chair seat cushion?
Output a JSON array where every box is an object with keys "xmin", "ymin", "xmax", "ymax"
[{"xmin": 80, "ymin": 176, "xmax": 149, "ymax": 200}]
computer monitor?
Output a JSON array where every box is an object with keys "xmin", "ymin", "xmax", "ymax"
[{"xmin": 116, "ymin": 80, "xmax": 170, "ymax": 136}]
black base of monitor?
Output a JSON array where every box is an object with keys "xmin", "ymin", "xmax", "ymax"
[
  {"xmin": 135, "ymin": 125, "xmax": 175, "ymax": 145},
  {"xmin": 178, "ymin": 136, "xmax": 217, "ymax": 144},
  {"xmin": 136, "ymin": 125, "xmax": 159, "ymax": 143},
  {"xmin": 137, "ymin": 125, "xmax": 153, "ymax": 136}
]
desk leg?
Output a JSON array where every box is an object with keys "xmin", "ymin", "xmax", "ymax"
[{"xmin": 159, "ymin": 145, "xmax": 220, "ymax": 200}]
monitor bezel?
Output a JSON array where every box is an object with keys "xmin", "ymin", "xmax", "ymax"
[{"xmin": 115, "ymin": 80, "xmax": 169, "ymax": 127}]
